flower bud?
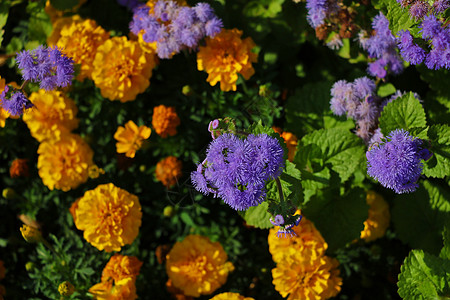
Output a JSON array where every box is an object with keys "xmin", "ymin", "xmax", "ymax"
[
  {"xmin": 163, "ymin": 206, "xmax": 175, "ymax": 218},
  {"xmin": 58, "ymin": 281, "xmax": 75, "ymax": 296},
  {"xmin": 20, "ymin": 225, "xmax": 42, "ymax": 243},
  {"xmin": 2, "ymin": 188, "xmax": 17, "ymax": 200},
  {"xmin": 25, "ymin": 262, "xmax": 35, "ymax": 271}
]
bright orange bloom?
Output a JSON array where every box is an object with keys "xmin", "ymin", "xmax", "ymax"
[
  {"xmin": 166, "ymin": 235, "xmax": 235, "ymax": 297},
  {"xmin": 197, "ymin": 28, "xmax": 257, "ymax": 92},
  {"xmin": 155, "ymin": 156, "xmax": 183, "ymax": 188},
  {"xmin": 92, "ymin": 36, "xmax": 157, "ymax": 102},
  {"xmin": 152, "ymin": 105, "xmax": 180, "ymax": 138},
  {"xmin": 37, "ymin": 133, "xmax": 93, "ymax": 191},
  {"xmin": 273, "ymin": 127, "xmax": 298, "ymax": 162},
  {"xmin": 268, "ymin": 212, "xmax": 327, "ymax": 264},
  {"xmin": 360, "ymin": 191, "xmax": 390, "ymax": 242},
  {"xmin": 73, "ymin": 183, "xmax": 142, "ymax": 252},
  {"xmin": 166, "ymin": 279, "xmax": 194, "ymax": 300},
  {"xmin": 23, "ymin": 90, "xmax": 79, "ymax": 142},
  {"xmin": 10, "ymin": 158, "xmax": 29, "ymax": 178},
  {"xmin": 114, "ymin": 120, "xmax": 151, "ymax": 158},
  {"xmin": 209, "ymin": 293, "xmax": 255, "ymax": 300},
  {"xmin": 47, "ymin": 15, "xmax": 83, "ymax": 48},
  {"xmin": 89, "ymin": 254, "xmax": 142, "ymax": 300},
  {"xmin": 50, "ymin": 18, "xmax": 110, "ymax": 81},
  {"xmin": 272, "ymin": 252, "xmax": 342, "ymax": 300}
]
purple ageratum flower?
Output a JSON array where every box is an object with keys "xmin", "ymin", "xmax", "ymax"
[
  {"xmin": 270, "ymin": 215, "xmax": 285, "ymax": 226},
  {"xmin": 420, "ymin": 15, "xmax": 442, "ymax": 40},
  {"xmin": 366, "ymin": 129, "xmax": 431, "ymax": 194},
  {"xmin": 409, "ymin": 1, "xmax": 431, "ymax": 19},
  {"xmin": 0, "ymin": 85, "xmax": 33, "ymax": 117},
  {"xmin": 397, "ymin": 30, "xmax": 426, "ymax": 65},
  {"xmin": 433, "ymin": 0, "xmax": 450, "ymax": 14},
  {"xmin": 129, "ymin": 0, "xmax": 223, "ymax": 59},
  {"xmin": 246, "ymin": 134, "xmax": 285, "ymax": 180},
  {"xmin": 16, "ymin": 46, "xmax": 74, "ymax": 91},
  {"xmin": 330, "ymin": 80, "xmax": 353, "ymax": 116},
  {"xmin": 353, "ymin": 77, "xmax": 376, "ymax": 100}
]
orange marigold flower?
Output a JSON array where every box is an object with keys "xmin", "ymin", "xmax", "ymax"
[
  {"xmin": 89, "ymin": 254, "xmax": 142, "ymax": 300},
  {"xmin": 47, "ymin": 15, "xmax": 83, "ymax": 46},
  {"xmin": 92, "ymin": 36, "xmax": 157, "ymax": 102},
  {"xmin": 272, "ymin": 127, "xmax": 298, "ymax": 162},
  {"xmin": 23, "ymin": 90, "xmax": 79, "ymax": 142},
  {"xmin": 152, "ymin": 105, "xmax": 180, "ymax": 138},
  {"xmin": 360, "ymin": 191, "xmax": 390, "ymax": 242},
  {"xmin": 197, "ymin": 28, "xmax": 257, "ymax": 92},
  {"xmin": 73, "ymin": 183, "xmax": 142, "ymax": 252},
  {"xmin": 272, "ymin": 252, "xmax": 342, "ymax": 300},
  {"xmin": 166, "ymin": 235, "xmax": 235, "ymax": 297},
  {"xmin": 0, "ymin": 260, "xmax": 5, "ymax": 280},
  {"xmin": 9, "ymin": 158, "xmax": 29, "ymax": 178},
  {"xmin": 114, "ymin": 120, "xmax": 151, "ymax": 158},
  {"xmin": 155, "ymin": 156, "xmax": 182, "ymax": 188},
  {"xmin": 37, "ymin": 133, "xmax": 93, "ymax": 191},
  {"xmin": 51, "ymin": 18, "xmax": 110, "ymax": 81},
  {"xmin": 166, "ymin": 279, "xmax": 194, "ymax": 300},
  {"xmin": 210, "ymin": 292, "xmax": 255, "ymax": 300},
  {"xmin": 268, "ymin": 212, "xmax": 327, "ymax": 264}
]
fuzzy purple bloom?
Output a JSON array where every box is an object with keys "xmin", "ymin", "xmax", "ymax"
[
  {"xmin": 0, "ymin": 85, "xmax": 33, "ymax": 117},
  {"xmin": 305, "ymin": 0, "xmax": 328, "ymax": 28},
  {"xmin": 409, "ymin": 1, "xmax": 431, "ymax": 19},
  {"xmin": 366, "ymin": 129, "xmax": 431, "ymax": 194},
  {"xmin": 397, "ymin": 30, "xmax": 426, "ymax": 65},
  {"xmin": 433, "ymin": 0, "xmax": 450, "ymax": 14}
]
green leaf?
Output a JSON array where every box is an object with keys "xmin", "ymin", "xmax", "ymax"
[
  {"xmin": 243, "ymin": 201, "xmax": 273, "ymax": 229},
  {"xmin": 49, "ymin": 0, "xmax": 79, "ymax": 10},
  {"xmin": 398, "ymin": 249, "xmax": 450, "ymax": 300},
  {"xmin": 372, "ymin": 0, "xmax": 417, "ymax": 36},
  {"xmin": 423, "ymin": 124, "xmax": 450, "ymax": 179},
  {"xmin": 5, "ymin": 36, "xmax": 23, "ymax": 54},
  {"xmin": 379, "ymin": 92, "xmax": 427, "ymax": 135},
  {"xmin": 28, "ymin": 10, "xmax": 52, "ymax": 44},
  {"xmin": 303, "ymin": 188, "xmax": 368, "ymax": 252},
  {"xmin": 377, "ymin": 83, "xmax": 397, "ymax": 97},
  {"xmin": 266, "ymin": 160, "xmax": 302, "ymax": 206},
  {"xmin": 243, "ymin": 0, "xmax": 284, "ymax": 18},
  {"xmin": 440, "ymin": 226, "xmax": 450, "ymax": 261},
  {"xmin": 392, "ymin": 180, "xmax": 450, "ymax": 255},
  {"xmin": 0, "ymin": 3, "xmax": 8, "ymax": 46},
  {"xmin": 300, "ymin": 128, "xmax": 366, "ymax": 182}
]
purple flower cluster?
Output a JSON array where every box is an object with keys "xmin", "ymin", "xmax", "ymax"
[
  {"xmin": 305, "ymin": 0, "xmax": 339, "ymax": 29},
  {"xmin": 0, "ymin": 85, "xmax": 33, "ymax": 117},
  {"xmin": 16, "ymin": 46, "xmax": 74, "ymax": 90},
  {"xmin": 191, "ymin": 133, "xmax": 285, "ymax": 211},
  {"xmin": 270, "ymin": 214, "xmax": 303, "ymax": 238},
  {"xmin": 360, "ymin": 13, "xmax": 403, "ymax": 78},
  {"xmin": 330, "ymin": 77, "xmax": 382, "ymax": 142},
  {"xmin": 397, "ymin": 0, "xmax": 449, "ymax": 18},
  {"xmin": 130, "ymin": 0, "xmax": 223, "ymax": 59},
  {"xmin": 367, "ymin": 129, "xmax": 432, "ymax": 194}
]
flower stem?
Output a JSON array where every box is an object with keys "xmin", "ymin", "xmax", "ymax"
[{"xmin": 275, "ymin": 177, "xmax": 284, "ymax": 202}]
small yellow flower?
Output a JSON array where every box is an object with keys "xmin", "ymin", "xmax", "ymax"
[
  {"xmin": 272, "ymin": 251, "xmax": 342, "ymax": 300},
  {"xmin": 37, "ymin": 133, "xmax": 93, "ymax": 191},
  {"xmin": 155, "ymin": 156, "xmax": 182, "ymax": 188},
  {"xmin": 92, "ymin": 36, "xmax": 157, "ymax": 102},
  {"xmin": 166, "ymin": 235, "xmax": 234, "ymax": 297},
  {"xmin": 20, "ymin": 225, "xmax": 42, "ymax": 243},
  {"xmin": 360, "ymin": 191, "xmax": 390, "ymax": 242},
  {"xmin": 210, "ymin": 292, "xmax": 255, "ymax": 300},
  {"xmin": 152, "ymin": 105, "xmax": 180, "ymax": 138},
  {"xmin": 23, "ymin": 90, "xmax": 79, "ymax": 142},
  {"xmin": 73, "ymin": 183, "xmax": 142, "ymax": 252},
  {"xmin": 114, "ymin": 120, "xmax": 151, "ymax": 158},
  {"xmin": 88, "ymin": 165, "xmax": 105, "ymax": 179},
  {"xmin": 197, "ymin": 28, "xmax": 257, "ymax": 92},
  {"xmin": 51, "ymin": 18, "xmax": 110, "ymax": 81},
  {"xmin": 58, "ymin": 281, "xmax": 75, "ymax": 297},
  {"xmin": 89, "ymin": 254, "xmax": 142, "ymax": 300}
]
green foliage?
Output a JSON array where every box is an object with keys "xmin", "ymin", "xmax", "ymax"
[
  {"xmin": 303, "ymin": 188, "xmax": 368, "ymax": 253},
  {"xmin": 392, "ymin": 180, "xmax": 450, "ymax": 255},
  {"xmin": 372, "ymin": 0, "xmax": 417, "ymax": 36},
  {"xmin": 378, "ymin": 92, "xmax": 427, "ymax": 136},
  {"xmin": 423, "ymin": 124, "xmax": 450, "ymax": 179},
  {"xmin": 397, "ymin": 249, "xmax": 450, "ymax": 300}
]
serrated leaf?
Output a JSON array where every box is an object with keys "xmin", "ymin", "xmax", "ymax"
[
  {"xmin": 377, "ymin": 83, "xmax": 396, "ymax": 97},
  {"xmin": 418, "ymin": 66, "xmax": 450, "ymax": 98},
  {"xmin": 266, "ymin": 160, "xmax": 302, "ymax": 206},
  {"xmin": 392, "ymin": 180, "xmax": 450, "ymax": 254},
  {"xmin": 423, "ymin": 124, "xmax": 450, "ymax": 178},
  {"xmin": 372, "ymin": 0, "xmax": 417, "ymax": 36},
  {"xmin": 398, "ymin": 249, "xmax": 450, "ymax": 300},
  {"xmin": 303, "ymin": 188, "xmax": 368, "ymax": 252},
  {"xmin": 243, "ymin": 201, "xmax": 273, "ymax": 229},
  {"xmin": 300, "ymin": 128, "xmax": 366, "ymax": 182},
  {"xmin": 379, "ymin": 92, "xmax": 427, "ymax": 135}
]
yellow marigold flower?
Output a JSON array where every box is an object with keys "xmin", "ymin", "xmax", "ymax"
[
  {"xmin": 114, "ymin": 120, "xmax": 151, "ymax": 158},
  {"xmin": 197, "ymin": 28, "xmax": 257, "ymax": 92},
  {"xmin": 89, "ymin": 254, "xmax": 142, "ymax": 300},
  {"xmin": 20, "ymin": 225, "xmax": 42, "ymax": 243},
  {"xmin": 272, "ymin": 252, "xmax": 342, "ymax": 300},
  {"xmin": 0, "ymin": 260, "xmax": 5, "ymax": 280},
  {"xmin": 37, "ymin": 133, "xmax": 93, "ymax": 191},
  {"xmin": 92, "ymin": 36, "xmax": 157, "ymax": 102},
  {"xmin": 73, "ymin": 183, "xmax": 142, "ymax": 252},
  {"xmin": 166, "ymin": 279, "xmax": 194, "ymax": 300},
  {"xmin": 23, "ymin": 90, "xmax": 79, "ymax": 142},
  {"xmin": 52, "ymin": 18, "xmax": 110, "ymax": 81},
  {"xmin": 152, "ymin": 105, "xmax": 180, "ymax": 138},
  {"xmin": 268, "ymin": 212, "xmax": 327, "ymax": 264},
  {"xmin": 360, "ymin": 191, "xmax": 390, "ymax": 242},
  {"xmin": 0, "ymin": 77, "xmax": 10, "ymax": 128},
  {"xmin": 88, "ymin": 165, "xmax": 105, "ymax": 179},
  {"xmin": 10, "ymin": 158, "xmax": 29, "ymax": 178},
  {"xmin": 273, "ymin": 127, "xmax": 298, "ymax": 162},
  {"xmin": 58, "ymin": 281, "xmax": 75, "ymax": 297},
  {"xmin": 210, "ymin": 293, "xmax": 255, "ymax": 300},
  {"xmin": 155, "ymin": 156, "xmax": 182, "ymax": 188},
  {"xmin": 47, "ymin": 15, "xmax": 82, "ymax": 46},
  {"xmin": 166, "ymin": 235, "xmax": 235, "ymax": 297}
]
